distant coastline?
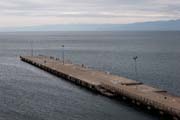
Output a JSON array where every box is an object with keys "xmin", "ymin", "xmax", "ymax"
[{"xmin": 1, "ymin": 19, "xmax": 180, "ymax": 32}]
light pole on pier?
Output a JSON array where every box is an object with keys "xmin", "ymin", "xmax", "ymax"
[
  {"xmin": 62, "ymin": 45, "xmax": 65, "ymax": 65},
  {"xmin": 133, "ymin": 56, "xmax": 138, "ymax": 79},
  {"xmin": 30, "ymin": 40, "xmax": 33, "ymax": 56}
]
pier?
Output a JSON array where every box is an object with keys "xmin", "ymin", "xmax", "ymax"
[{"xmin": 20, "ymin": 55, "xmax": 180, "ymax": 119}]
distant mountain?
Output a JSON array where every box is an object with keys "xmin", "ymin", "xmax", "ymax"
[{"xmin": 1, "ymin": 19, "xmax": 180, "ymax": 31}]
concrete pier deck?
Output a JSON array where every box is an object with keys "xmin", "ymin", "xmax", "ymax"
[{"xmin": 20, "ymin": 55, "xmax": 180, "ymax": 119}]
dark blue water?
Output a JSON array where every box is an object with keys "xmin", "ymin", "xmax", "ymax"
[{"xmin": 0, "ymin": 31, "xmax": 180, "ymax": 120}]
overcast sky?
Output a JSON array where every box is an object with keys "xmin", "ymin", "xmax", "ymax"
[{"xmin": 0, "ymin": 0, "xmax": 180, "ymax": 27}]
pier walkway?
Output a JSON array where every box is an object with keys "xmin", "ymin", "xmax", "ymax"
[{"xmin": 20, "ymin": 56, "xmax": 180, "ymax": 119}]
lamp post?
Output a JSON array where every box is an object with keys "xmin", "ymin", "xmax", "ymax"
[
  {"xmin": 30, "ymin": 40, "xmax": 33, "ymax": 56},
  {"xmin": 62, "ymin": 45, "xmax": 64, "ymax": 65},
  {"xmin": 133, "ymin": 56, "xmax": 138, "ymax": 79}
]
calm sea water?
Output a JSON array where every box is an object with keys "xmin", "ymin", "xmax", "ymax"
[{"xmin": 0, "ymin": 31, "xmax": 180, "ymax": 120}]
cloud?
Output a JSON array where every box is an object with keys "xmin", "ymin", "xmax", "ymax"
[{"xmin": 0, "ymin": 0, "xmax": 180, "ymax": 27}]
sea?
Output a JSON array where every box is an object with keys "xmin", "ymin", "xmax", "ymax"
[{"xmin": 0, "ymin": 31, "xmax": 180, "ymax": 120}]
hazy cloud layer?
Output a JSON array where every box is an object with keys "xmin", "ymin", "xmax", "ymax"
[{"xmin": 0, "ymin": 0, "xmax": 180, "ymax": 27}]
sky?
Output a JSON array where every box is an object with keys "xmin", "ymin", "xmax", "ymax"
[{"xmin": 0, "ymin": 0, "xmax": 180, "ymax": 27}]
